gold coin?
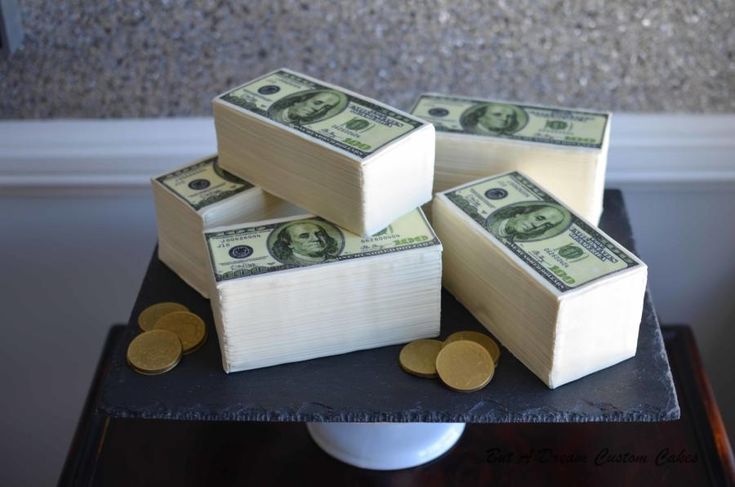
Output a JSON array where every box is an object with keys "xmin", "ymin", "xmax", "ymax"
[
  {"xmin": 128, "ymin": 360, "xmax": 180, "ymax": 376},
  {"xmin": 399, "ymin": 339, "xmax": 443, "ymax": 378},
  {"xmin": 153, "ymin": 311, "xmax": 207, "ymax": 354},
  {"xmin": 137, "ymin": 302, "xmax": 188, "ymax": 331},
  {"xmin": 444, "ymin": 331, "xmax": 501, "ymax": 365},
  {"xmin": 436, "ymin": 340, "xmax": 495, "ymax": 392},
  {"xmin": 127, "ymin": 329, "xmax": 182, "ymax": 375}
]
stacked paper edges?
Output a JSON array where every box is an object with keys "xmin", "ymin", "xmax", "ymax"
[
  {"xmin": 412, "ymin": 94, "xmax": 611, "ymax": 223},
  {"xmin": 213, "ymin": 68, "xmax": 435, "ymax": 237},
  {"xmin": 433, "ymin": 171, "xmax": 646, "ymax": 389},
  {"xmin": 204, "ymin": 209, "xmax": 443, "ymax": 373},
  {"xmin": 152, "ymin": 154, "xmax": 303, "ymax": 298}
]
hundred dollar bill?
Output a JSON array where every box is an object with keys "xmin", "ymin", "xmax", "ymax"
[
  {"xmin": 156, "ymin": 156, "xmax": 253, "ymax": 211},
  {"xmin": 412, "ymin": 94, "xmax": 609, "ymax": 149},
  {"xmin": 444, "ymin": 172, "xmax": 640, "ymax": 292},
  {"xmin": 218, "ymin": 69, "xmax": 426, "ymax": 159},
  {"xmin": 205, "ymin": 209, "xmax": 440, "ymax": 282}
]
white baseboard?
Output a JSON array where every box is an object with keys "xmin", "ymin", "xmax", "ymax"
[
  {"xmin": 0, "ymin": 114, "xmax": 733, "ymax": 194},
  {"xmin": 607, "ymin": 114, "xmax": 735, "ymax": 186},
  {"xmin": 0, "ymin": 118, "xmax": 215, "ymax": 191}
]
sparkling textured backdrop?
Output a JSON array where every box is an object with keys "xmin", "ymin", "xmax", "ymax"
[{"xmin": 1, "ymin": 0, "xmax": 733, "ymax": 118}]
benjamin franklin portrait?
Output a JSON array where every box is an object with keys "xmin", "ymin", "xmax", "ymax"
[
  {"xmin": 460, "ymin": 102, "xmax": 529, "ymax": 135},
  {"xmin": 267, "ymin": 89, "xmax": 348, "ymax": 125},
  {"xmin": 486, "ymin": 202, "xmax": 572, "ymax": 242},
  {"xmin": 268, "ymin": 219, "xmax": 344, "ymax": 266}
]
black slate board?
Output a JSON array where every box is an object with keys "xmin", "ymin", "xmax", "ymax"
[{"xmin": 98, "ymin": 190, "xmax": 680, "ymax": 423}]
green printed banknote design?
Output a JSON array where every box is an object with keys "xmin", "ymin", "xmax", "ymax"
[
  {"xmin": 220, "ymin": 69, "xmax": 424, "ymax": 159},
  {"xmin": 445, "ymin": 172, "xmax": 639, "ymax": 292},
  {"xmin": 205, "ymin": 210, "xmax": 440, "ymax": 282},
  {"xmin": 157, "ymin": 156, "xmax": 253, "ymax": 211},
  {"xmin": 412, "ymin": 94, "xmax": 608, "ymax": 148}
]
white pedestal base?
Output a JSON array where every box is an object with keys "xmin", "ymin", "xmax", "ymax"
[{"xmin": 306, "ymin": 422, "xmax": 466, "ymax": 470}]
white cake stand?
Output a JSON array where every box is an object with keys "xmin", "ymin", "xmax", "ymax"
[{"xmin": 306, "ymin": 422, "xmax": 466, "ymax": 470}]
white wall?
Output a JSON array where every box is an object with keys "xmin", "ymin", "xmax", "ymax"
[
  {"xmin": 0, "ymin": 117, "xmax": 733, "ymax": 485},
  {"xmin": 0, "ymin": 191, "xmax": 158, "ymax": 486},
  {"xmin": 622, "ymin": 184, "xmax": 735, "ymax": 438}
]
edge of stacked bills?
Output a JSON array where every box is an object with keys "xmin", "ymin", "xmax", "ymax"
[
  {"xmin": 151, "ymin": 154, "xmax": 303, "ymax": 297},
  {"xmin": 433, "ymin": 171, "xmax": 646, "ymax": 388},
  {"xmin": 204, "ymin": 208, "xmax": 443, "ymax": 372},
  {"xmin": 212, "ymin": 68, "xmax": 435, "ymax": 236},
  {"xmin": 412, "ymin": 93, "xmax": 611, "ymax": 223}
]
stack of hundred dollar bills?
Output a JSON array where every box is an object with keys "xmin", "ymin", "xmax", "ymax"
[
  {"xmin": 433, "ymin": 171, "xmax": 646, "ymax": 388},
  {"xmin": 151, "ymin": 155, "xmax": 302, "ymax": 298},
  {"xmin": 212, "ymin": 69, "xmax": 435, "ymax": 236},
  {"xmin": 412, "ymin": 94, "xmax": 610, "ymax": 223},
  {"xmin": 204, "ymin": 209, "xmax": 442, "ymax": 373}
]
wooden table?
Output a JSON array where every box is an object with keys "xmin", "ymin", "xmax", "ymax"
[{"xmin": 60, "ymin": 325, "xmax": 734, "ymax": 486}]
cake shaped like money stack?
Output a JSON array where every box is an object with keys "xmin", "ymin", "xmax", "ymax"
[
  {"xmin": 213, "ymin": 69, "xmax": 435, "ymax": 237},
  {"xmin": 204, "ymin": 210, "xmax": 442, "ymax": 373},
  {"xmin": 151, "ymin": 155, "xmax": 303, "ymax": 298},
  {"xmin": 433, "ymin": 171, "xmax": 647, "ymax": 388},
  {"xmin": 412, "ymin": 94, "xmax": 610, "ymax": 223}
]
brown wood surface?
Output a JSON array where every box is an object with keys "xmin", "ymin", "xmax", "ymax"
[{"xmin": 60, "ymin": 325, "xmax": 734, "ymax": 486}]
